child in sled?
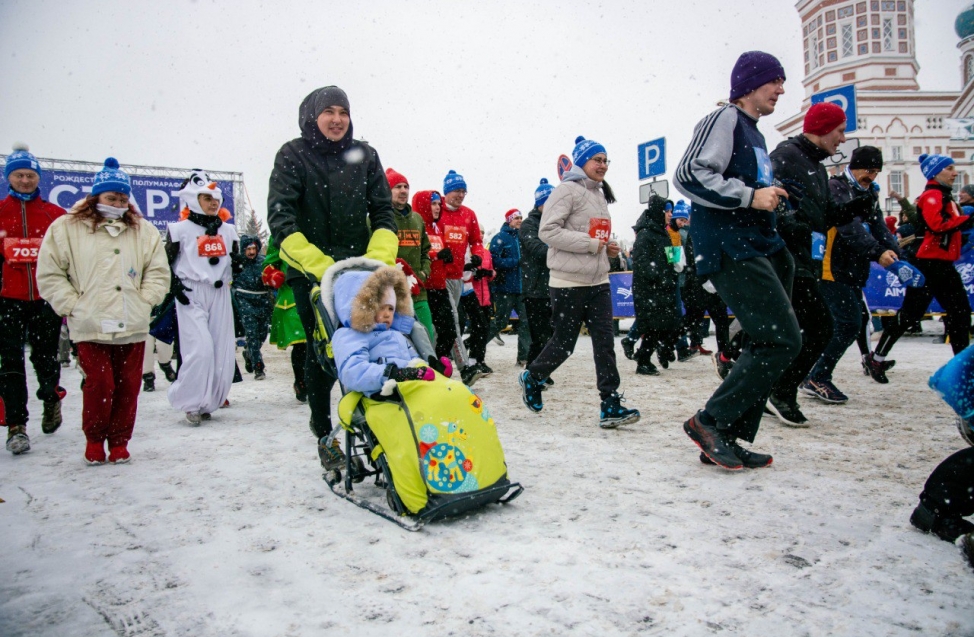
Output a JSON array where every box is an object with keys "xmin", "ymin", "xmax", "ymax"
[{"xmin": 330, "ymin": 264, "xmax": 451, "ymax": 398}]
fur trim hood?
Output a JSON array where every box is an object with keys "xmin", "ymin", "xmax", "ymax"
[{"xmin": 333, "ymin": 264, "xmax": 414, "ymax": 333}]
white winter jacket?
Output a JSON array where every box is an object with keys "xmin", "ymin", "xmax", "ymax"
[
  {"xmin": 36, "ymin": 205, "xmax": 170, "ymax": 343},
  {"xmin": 538, "ymin": 170, "xmax": 611, "ymax": 286}
]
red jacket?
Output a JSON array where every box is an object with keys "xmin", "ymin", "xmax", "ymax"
[
  {"xmin": 412, "ymin": 190, "xmax": 447, "ymax": 291},
  {"xmin": 915, "ymin": 180, "xmax": 971, "ymax": 261},
  {"xmin": 0, "ymin": 194, "xmax": 65, "ymax": 301},
  {"xmin": 439, "ymin": 202, "xmax": 486, "ymax": 279},
  {"xmin": 469, "ymin": 247, "xmax": 494, "ymax": 307}
]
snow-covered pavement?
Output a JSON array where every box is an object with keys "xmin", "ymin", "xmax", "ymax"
[{"xmin": 1, "ymin": 328, "xmax": 971, "ymax": 636}]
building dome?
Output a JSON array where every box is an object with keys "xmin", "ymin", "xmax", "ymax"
[{"xmin": 957, "ymin": 4, "xmax": 974, "ymax": 40}]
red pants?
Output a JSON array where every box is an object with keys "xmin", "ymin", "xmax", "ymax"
[{"xmin": 77, "ymin": 341, "xmax": 145, "ymax": 447}]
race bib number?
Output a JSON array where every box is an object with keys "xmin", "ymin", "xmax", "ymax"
[
  {"xmin": 754, "ymin": 147, "xmax": 773, "ymax": 188},
  {"xmin": 197, "ymin": 235, "xmax": 227, "ymax": 258},
  {"xmin": 589, "ymin": 217, "xmax": 612, "ymax": 241},
  {"xmin": 811, "ymin": 231, "xmax": 825, "ymax": 261},
  {"xmin": 429, "ymin": 235, "xmax": 444, "ymax": 252},
  {"xmin": 444, "ymin": 225, "xmax": 468, "ymax": 246},
  {"xmin": 3, "ymin": 238, "xmax": 42, "ymax": 264}
]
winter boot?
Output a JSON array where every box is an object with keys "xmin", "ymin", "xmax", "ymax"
[
  {"xmin": 6, "ymin": 425, "xmax": 30, "ymax": 455},
  {"xmin": 599, "ymin": 393, "xmax": 640, "ymax": 428},
  {"xmin": 159, "ymin": 361, "xmax": 177, "ymax": 383},
  {"xmin": 41, "ymin": 399, "xmax": 63, "ymax": 434},
  {"xmin": 683, "ymin": 411, "xmax": 742, "ymax": 470},
  {"xmin": 142, "ymin": 372, "xmax": 156, "ymax": 392},
  {"xmin": 108, "ymin": 445, "xmax": 130, "ymax": 464},
  {"xmin": 84, "ymin": 440, "xmax": 106, "ymax": 465},
  {"xmin": 185, "ymin": 412, "xmax": 202, "ymax": 426},
  {"xmin": 318, "ymin": 436, "xmax": 346, "ymax": 471},
  {"xmin": 242, "ymin": 350, "xmax": 253, "ymax": 373},
  {"xmin": 254, "ymin": 362, "xmax": 266, "ymax": 381},
  {"xmin": 460, "ymin": 364, "xmax": 484, "ymax": 387},
  {"xmin": 518, "ymin": 370, "xmax": 544, "ymax": 412},
  {"xmin": 910, "ymin": 501, "xmax": 974, "ymax": 542}
]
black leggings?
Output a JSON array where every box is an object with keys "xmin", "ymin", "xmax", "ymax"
[{"xmin": 875, "ymin": 259, "xmax": 971, "ymax": 357}]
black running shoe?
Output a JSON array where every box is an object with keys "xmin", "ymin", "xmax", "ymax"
[
  {"xmin": 242, "ymin": 350, "xmax": 254, "ymax": 374},
  {"xmin": 766, "ymin": 394, "xmax": 809, "ymax": 428},
  {"xmin": 621, "ymin": 337, "xmax": 636, "ymax": 361},
  {"xmin": 683, "ymin": 411, "xmax": 742, "ymax": 470},
  {"xmin": 636, "ymin": 363, "xmax": 660, "ymax": 376},
  {"xmin": 726, "ymin": 439, "xmax": 773, "ymax": 468},
  {"xmin": 712, "ymin": 352, "xmax": 734, "ymax": 380},
  {"xmin": 461, "ymin": 364, "xmax": 484, "ymax": 387},
  {"xmin": 863, "ymin": 352, "xmax": 890, "ymax": 384}
]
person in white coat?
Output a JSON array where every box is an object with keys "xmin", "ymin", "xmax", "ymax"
[
  {"xmin": 165, "ymin": 170, "xmax": 241, "ymax": 425},
  {"xmin": 36, "ymin": 158, "xmax": 169, "ymax": 465}
]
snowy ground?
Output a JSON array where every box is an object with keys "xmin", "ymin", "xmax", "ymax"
[{"xmin": 1, "ymin": 324, "xmax": 972, "ymax": 637}]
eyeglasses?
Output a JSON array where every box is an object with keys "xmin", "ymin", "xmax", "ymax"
[{"xmin": 589, "ymin": 157, "xmax": 611, "ymax": 166}]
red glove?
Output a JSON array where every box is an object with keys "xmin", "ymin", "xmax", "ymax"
[
  {"xmin": 262, "ymin": 265, "xmax": 285, "ymax": 289},
  {"xmin": 395, "ymin": 258, "xmax": 422, "ymax": 297}
]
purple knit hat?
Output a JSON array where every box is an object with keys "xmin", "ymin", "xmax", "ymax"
[{"xmin": 730, "ymin": 51, "xmax": 786, "ymax": 101}]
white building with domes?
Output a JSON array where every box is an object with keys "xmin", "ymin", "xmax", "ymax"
[{"xmin": 775, "ymin": 0, "xmax": 974, "ymax": 210}]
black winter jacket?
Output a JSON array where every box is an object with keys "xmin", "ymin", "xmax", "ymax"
[
  {"xmin": 824, "ymin": 173, "xmax": 900, "ymax": 287},
  {"xmin": 518, "ymin": 207, "xmax": 550, "ymax": 299},
  {"xmin": 631, "ymin": 200, "xmax": 681, "ymax": 332},
  {"xmin": 267, "ymin": 89, "xmax": 397, "ymax": 281},
  {"xmin": 770, "ymin": 135, "xmax": 850, "ymax": 280}
]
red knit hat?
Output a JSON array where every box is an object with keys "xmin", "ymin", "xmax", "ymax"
[
  {"xmin": 504, "ymin": 208, "xmax": 522, "ymax": 223},
  {"xmin": 803, "ymin": 102, "xmax": 846, "ymax": 136},
  {"xmin": 385, "ymin": 167, "xmax": 408, "ymax": 189}
]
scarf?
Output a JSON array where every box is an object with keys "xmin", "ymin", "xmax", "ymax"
[{"xmin": 188, "ymin": 211, "xmax": 223, "ymax": 236}]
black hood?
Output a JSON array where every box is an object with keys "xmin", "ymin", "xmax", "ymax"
[
  {"xmin": 634, "ymin": 196, "xmax": 667, "ymax": 233},
  {"xmin": 240, "ymin": 234, "xmax": 262, "ymax": 255},
  {"xmin": 298, "ymin": 87, "xmax": 354, "ymax": 154}
]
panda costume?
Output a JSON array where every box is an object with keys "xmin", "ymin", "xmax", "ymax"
[{"xmin": 165, "ymin": 170, "xmax": 241, "ymax": 423}]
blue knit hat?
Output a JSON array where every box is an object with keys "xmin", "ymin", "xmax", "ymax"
[
  {"xmin": 4, "ymin": 143, "xmax": 41, "ymax": 180},
  {"xmin": 534, "ymin": 178, "xmax": 554, "ymax": 206},
  {"xmin": 572, "ymin": 136, "xmax": 607, "ymax": 168},
  {"xmin": 729, "ymin": 51, "xmax": 786, "ymax": 101},
  {"xmin": 919, "ymin": 153, "xmax": 954, "ymax": 181},
  {"xmin": 672, "ymin": 200, "xmax": 690, "ymax": 220},
  {"xmin": 443, "ymin": 170, "xmax": 467, "ymax": 194},
  {"xmin": 664, "ymin": 200, "xmax": 673, "ymax": 212},
  {"xmin": 91, "ymin": 157, "xmax": 131, "ymax": 196}
]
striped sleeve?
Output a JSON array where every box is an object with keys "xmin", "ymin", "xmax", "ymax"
[{"xmin": 674, "ymin": 106, "xmax": 754, "ymax": 211}]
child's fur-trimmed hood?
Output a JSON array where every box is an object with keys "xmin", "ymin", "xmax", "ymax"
[{"xmin": 343, "ymin": 266, "xmax": 413, "ymax": 333}]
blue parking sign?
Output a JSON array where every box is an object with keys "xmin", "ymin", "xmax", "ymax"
[
  {"xmin": 811, "ymin": 84, "xmax": 858, "ymax": 133},
  {"xmin": 637, "ymin": 138, "xmax": 666, "ymax": 180}
]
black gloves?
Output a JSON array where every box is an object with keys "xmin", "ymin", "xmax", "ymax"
[
  {"xmin": 384, "ymin": 364, "xmax": 434, "ymax": 382},
  {"xmin": 473, "ymin": 268, "xmax": 492, "ymax": 280},
  {"xmin": 835, "ymin": 191, "xmax": 876, "ymax": 225},
  {"xmin": 436, "ymin": 247, "xmax": 454, "ymax": 264},
  {"xmin": 173, "ymin": 278, "xmax": 192, "ymax": 305},
  {"xmin": 463, "ymin": 262, "xmax": 477, "ymax": 272},
  {"xmin": 469, "ymin": 254, "xmax": 482, "ymax": 268},
  {"xmin": 779, "ymin": 178, "xmax": 806, "ymax": 209}
]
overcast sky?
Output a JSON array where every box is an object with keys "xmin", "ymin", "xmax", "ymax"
[{"xmin": 2, "ymin": 0, "xmax": 970, "ymax": 243}]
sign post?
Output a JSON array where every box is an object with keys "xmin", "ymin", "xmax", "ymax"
[{"xmin": 811, "ymin": 84, "xmax": 858, "ymax": 133}]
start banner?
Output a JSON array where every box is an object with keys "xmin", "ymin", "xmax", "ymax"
[{"xmin": 0, "ymin": 169, "xmax": 235, "ymax": 233}]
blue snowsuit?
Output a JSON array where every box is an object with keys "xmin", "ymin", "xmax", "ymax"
[{"xmin": 232, "ymin": 235, "xmax": 273, "ymax": 373}]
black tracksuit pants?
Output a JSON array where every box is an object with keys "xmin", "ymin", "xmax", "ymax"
[
  {"xmin": 527, "ymin": 284, "xmax": 620, "ymax": 400},
  {"xmin": 876, "ymin": 258, "xmax": 971, "ymax": 357},
  {"xmin": 523, "ymin": 296, "xmax": 553, "ymax": 367},
  {"xmin": 773, "ymin": 276, "xmax": 834, "ymax": 402},
  {"xmin": 427, "ymin": 288, "xmax": 457, "ymax": 361},
  {"xmin": 291, "ymin": 277, "xmax": 337, "ymax": 439},
  {"xmin": 0, "ymin": 297, "xmax": 62, "ymax": 428},
  {"xmin": 706, "ymin": 250, "xmax": 801, "ymax": 442}
]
